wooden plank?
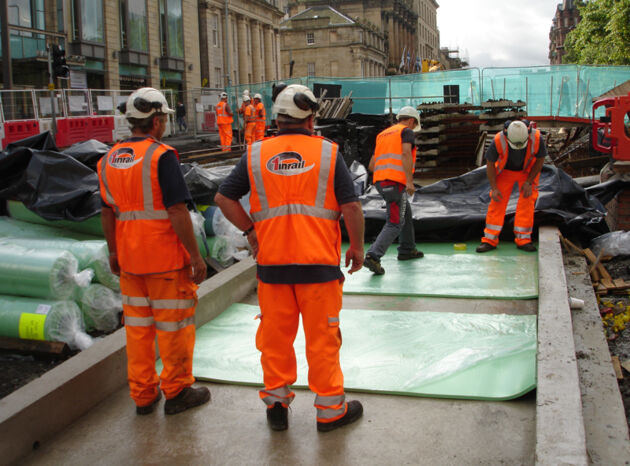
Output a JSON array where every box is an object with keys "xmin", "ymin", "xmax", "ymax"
[
  {"xmin": 612, "ymin": 356, "xmax": 624, "ymax": 380},
  {"xmin": 0, "ymin": 336, "xmax": 70, "ymax": 357},
  {"xmin": 601, "ymin": 278, "xmax": 615, "ymax": 289}
]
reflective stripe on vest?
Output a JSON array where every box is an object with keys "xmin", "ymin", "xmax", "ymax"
[
  {"xmin": 260, "ymin": 385, "xmax": 295, "ymax": 406},
  {"xmin": 494, "ymin": 130, "xmax": 540, "ymax": 175},
  {"xmin": 249, "ymin": 140, "xmax": 340, "ymax": 223},
  {"xmin": 315, "ymin": 394, "xmax": 346, "ymax": 419}
]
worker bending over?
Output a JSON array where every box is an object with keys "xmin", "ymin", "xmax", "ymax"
[
  {"xmin": 215, "ymin": 83, "xmax": 366, "ymax": 432},
  {"xmin": 253, "ymin": 93, "xmax": 266, "ymax": 141},
  {"xmin": 364, "ymin": 106, "xmax": 424, "ymax": 275},
  {"xmin": 476, "ymin": 119, "xmax": 546, "ymax": 253},
  {"xmin": 216, "ymin": 92, "xmax": 233, "ymax": 151},
  {"xmin": 98, "ymin": 87, "xmax": 209, "ymax": 416}
]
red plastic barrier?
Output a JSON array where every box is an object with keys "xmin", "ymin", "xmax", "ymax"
[
  {"xmin": 89, "ymin": 116, "xmax": 114, "ymax": 143},
  {"xmin": 202, "ymin": 111, "xmax": 217, "ymax": 131},
  {"xmin": 55, "ymin": 117, "xmax": 90, "ymax": 148},
  {"xmin": 1, "ymin": 120, "xmax": 40, "ymax": 149}
]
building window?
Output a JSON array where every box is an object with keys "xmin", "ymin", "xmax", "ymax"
[
  {"xmin": 307, "ymin": 62, "xmax": 315, "ymax": 76},
  {"xmin": 306, "ymin": 32, "xmax": 314, "ymax": 45},
  {"xmin": 72, "ymin": 0, "xmax": 104, "ymax": 42},
  {"xmin": 212, "ymin": 14, "xmax": 219, "ymax": 47},
  {"xmin": 120, "ymin": 0, "xmax": 148, "ymax": 51},
  {"xmin": 159, "ymin": 0, "xmax": 184, "ymax": 58},
  {"xmin": 215, "ymin": 67, "xmax": 222, "ymax": 87}
]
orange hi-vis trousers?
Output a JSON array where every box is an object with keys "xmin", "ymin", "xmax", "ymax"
[
  {"xmin": 254, "ymin": 122, "xmax": 265, "ymax": 141},
  {"xmin": 120, "ymin": 268, "xmax": 198, "ymax": 407},
  {"xmin": 244, "ymin": 123, "xmax": 256, "ymax": 144},
  {"xmin": 218, "ymin": 124, "xmax": 233, "ymax": 151},
  {"xmin": 481, "ymin": 169, "xmax": 540, "ymax": 247},
  {"xmin": 256, "ymin": 279, "xmax": 349, "ymax": 424}
]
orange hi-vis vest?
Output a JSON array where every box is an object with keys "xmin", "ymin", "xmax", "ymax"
[
  {"xmin": 98, "ymin": 138, "xmax": 189, "ymax": 275},
  {"xmin": 255, "ymin": 102, "xmax": 266, "ymax": 125},
  {"xmin": 372, "ymin": 123, "xmax": 417, "ymax": 185},
  {"xmin": 493, "ymin": 129, "xmax": 541, "ymax": 175},
  {"xmin": 247, "ymin": 134, "xmax": 342, "ymax": 267},
  {"xmin": 216, "ymin": 100, "xmax": 233, "ymax": 125},
  {"xmin": 243, "ymin": 104, "xmax": 256, "ymax": 124}
]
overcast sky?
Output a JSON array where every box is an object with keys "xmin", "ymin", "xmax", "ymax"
[{"xmin": 437, "ymin": 0, "xmax": 561, "ymax": 68}]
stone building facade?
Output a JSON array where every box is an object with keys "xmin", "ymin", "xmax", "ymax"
[{"xmin": 549, "ymin": 0, "xmax": 581, "ymax": 65}]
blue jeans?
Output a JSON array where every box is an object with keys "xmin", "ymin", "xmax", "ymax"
[{"xmin": 366, "ymin": 181, "xmax": 416, "ymax": 260}]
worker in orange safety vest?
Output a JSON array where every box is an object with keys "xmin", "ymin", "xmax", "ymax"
[
  {"xmin": 239, "ymin": 95, "xmax": 256, "ymax": 144},
  {"xmin": 253, "ymin": 93, "xmax": 266, "ymax": 141},
  {"xmin": 363, "ymin": 106, "xmax": 424, "ymax": 276},
  {"xmin": 98, "ymin": 87, "xmax": 210, "ymax": 416},
  {"xmin": 476, "ymin": 119, "xmax": 546, "ymax": 253},
  {"xmin": 216, "ymin": 92, "xmax": 233, "ymax": 151},
  {"xmin": 214, "ymin": 83, "xmax": 366, "ymax": 433}
]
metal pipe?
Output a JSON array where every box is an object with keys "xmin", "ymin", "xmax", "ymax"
[
  {"xmin": 1, "ymin": 0, "xmax": 12, "ymax": 92},
  {"xmin": 224, "ymin": 0, "xmax": 231, "ymax": 87},
  {"xmin": 550, "ymin": 76, "xmax": 553, "ymax": 116},
  {"xmin": 525, "ymin": 77, "xmax": 528, "ymax": 113},
  {"xmin": 47, "ymin": 44, "xmax": 57, "ymax": 136}
]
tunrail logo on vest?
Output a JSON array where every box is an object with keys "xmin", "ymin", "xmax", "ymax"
[
  {"xmin": 108, "ymin": 148, "xmax": 142, "ymax": 169},
  {"xmin": 267, "ymin": 152, "xmax": 315, "ymax": 176}
]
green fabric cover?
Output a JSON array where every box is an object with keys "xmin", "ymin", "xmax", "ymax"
[
  {"xmin": 343, "ymin": 242, "xmax": 538, "ymax": 299},
  {"xmin": 190, "ymin": 304, "xmax": 537, "ymax": 401},
  {"xmin": 7, "ymin": 201, "xmax": 104, "ymax": 236}
]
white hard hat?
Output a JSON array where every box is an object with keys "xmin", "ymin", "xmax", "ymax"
[
  {"xmin": 254, "ymin": 93, "xmax": 262, "ymax": 100},
  {"xmin": 273, "ymin": 84, "xmax": 319, "ymax": 119},
  {"xmin": 124, "ymin": 87, "xmax": 174, "ymax": 119},
  {"xmin": 396, "ymin": 106, "xmax": 421, "ymax": 131},
  {"xmin": 243, "ymin": 89, "xmax": 250, "ymax": 96},
  {"xmin": 506, "ymin": 121, "xmax": 529, "ymax": 150},
  {"xmin": 220, "ymin": 92, "xmax": 228, "ymax": 99},
  {"xmin": 242, "ymin": 95, "xmax": 251, "ymax": 102}
]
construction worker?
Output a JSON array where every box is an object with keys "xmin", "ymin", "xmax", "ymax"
[
  {"xmin": 476, "ymin": 120, "xmax": 546, "ymax": 253},
  {"xmin": 214, "ymin": 83, "xmax": 366, "ymax": 433},
  {"xmin": 240, "ymin": 95, "xmax": 256, "ymax": 144},
  {"xmin": 253, "ymin": 93, "xmax": 266, "ymax": 141},
  {"xmin": 363, "ymin": 106, "xmax": 424, "ymax": 275},
  {"xmin": 216, "ymin": 92, "xmax": 233, "ymax": 151},
  {"xmin": 98, "ymin": 87, "xmax": 210, "ymax": 416}
]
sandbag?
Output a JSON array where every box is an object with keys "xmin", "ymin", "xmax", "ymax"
[{"xmin": 0, "ymin": 296, "xmax": 92, "ymax": 350}]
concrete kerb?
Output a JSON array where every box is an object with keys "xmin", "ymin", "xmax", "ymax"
[
  {"xmin": 536, "ymin": 226, "xmax": 588, "ymax": 465},
  {"xmin": 0, "ymin": 257, "xmax": 257, "ymax": 466}
]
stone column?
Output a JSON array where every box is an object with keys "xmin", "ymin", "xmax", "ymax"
[
  {"xmin": 237, "ymin": 15, "xmax": 249, "ymax": 85},
  {"xmin": 263, "ymin": 24, "xmax": 274, "ymax": 81},
  {"xmin": 103, "ymin": 0, "xmax": 120, "ymax": 89},
  {"xmin": 146, "ymin": 0, "xmax": 161, "ymax": 88},
  {"xmin": 182, "ymin": 0, "xmax": 201, "ymax": 92},
  {"xmin": 251, "ymin": 20, "xmax": 262, "ymax": 83}
]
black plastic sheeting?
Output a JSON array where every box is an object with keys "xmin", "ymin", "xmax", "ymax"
[{"xmin": 353, "ymin": 163, "xmax": 622, "ymax": 244}]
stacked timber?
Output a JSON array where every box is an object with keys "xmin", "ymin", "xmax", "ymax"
[
  {"xmin": 475, "ymin": 100, "xmax": 527, "ymax": 166},
  {"xmin": 316, "ymin": 91, "xmax": 354, "ymax": 120},
  {"xmin": 415, "ymin": 102, "xmax": 482, "ymax": 180}
]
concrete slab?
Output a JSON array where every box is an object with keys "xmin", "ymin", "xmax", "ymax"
[
  {"xmin": 564, "ymin": 254, "xmax": 630, "ymax": 464},
  {"xmin": 536, "ymin": 227, "xmax": 588, "ymax": 465}
]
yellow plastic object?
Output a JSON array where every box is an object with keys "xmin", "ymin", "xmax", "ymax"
[{"xmin": 454, "ymin": 243, "xmax": 467, "ymax": 251}]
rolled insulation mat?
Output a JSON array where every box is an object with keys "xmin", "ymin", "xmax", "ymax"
[
  {"xmin": 0, "ymin": 216, "xmax": 99, "ymax": 241},
  {"xmin": 6, "ymin": 200, "xmax": 104, "ymax": 236},
  {"xmin": 207, "ymin": 235, "xmax": 230, "ymax": 264},
  {"xmin": 0, "ymin": 244, "xmax": 93, "ymax": 300},
  {"xmin": 75, "ymin": 284, "xmax": 122, "ymax": 333},
  {"xmin": 0, "ymin": 237, "xmax": 119, "ymax": 292},
  {"xmin": 0, "ymin": 296, "xmax": 93, "ymax": 350}
]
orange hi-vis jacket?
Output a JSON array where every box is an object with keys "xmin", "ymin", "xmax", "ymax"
[
  {"xmin": 216, "ymin": 100, "xmax": 233, "ymax": 125},
  {"xmin": 246, "ymin": 135, "xmax": 342, "ymax": 267},
  {"xmin": 493, "ymin": 129, "xmax": 541, "ymax": 175},
  {"xmin": 255, "ymin": 102, "xmax": 266, "ymax": 125},
  {"xmin": 372, "ymin": 123, "xmax": 417, "ymax": 185},
  {"xmin": 98, "ymin": 138, "xmax": 189, "ymax": 275},
  {"xmin": 243, "ymin": 104, "xmax": 256, "ymax": 124}
]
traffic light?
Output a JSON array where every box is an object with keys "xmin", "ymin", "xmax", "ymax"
[{"xmin": 51, "ymin": 44, "xmax": 69, "ymax": 79}]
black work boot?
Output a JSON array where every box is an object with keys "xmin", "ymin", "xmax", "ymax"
[
  {"xmin": 364, "ymin": 254, "xmax": 385, "ymax": 275},
  {"xmin": 266, "ymin": 402, "xmax": 288, "ymax": 431},
  {"xmin": 136, "ymin": 391, "xmax": 162, "ymax": 415},
  {"xmin": 476, "ymin": 242, "xmax": 496, "ymax": 253},
  {"xmin": 317, "ymin": 400, "xmax": 363, "ymax": 432},
  {"xmin": 164, "ymin": 386, "xmax": 211, "ymax": 415},
  {"xmin": 517, "ymin": 242, "xmax": 537, "ymax": 252},
  {"xmin": 397, "ymin": 250, "xmax": 424, "ymax": 261}
]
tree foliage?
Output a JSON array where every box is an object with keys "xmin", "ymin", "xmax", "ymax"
[{"xmin": 564, "ymin": 0, "xmax": 630, "ymax": 65}]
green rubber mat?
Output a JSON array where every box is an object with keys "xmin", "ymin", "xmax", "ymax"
[
  {"xmin": 189, "ymin": 303, "xmax": 537, "ymax": 401},
  {"xmin": 343, "ymin": 241, "xmax": 538, "ymax": 299}
]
